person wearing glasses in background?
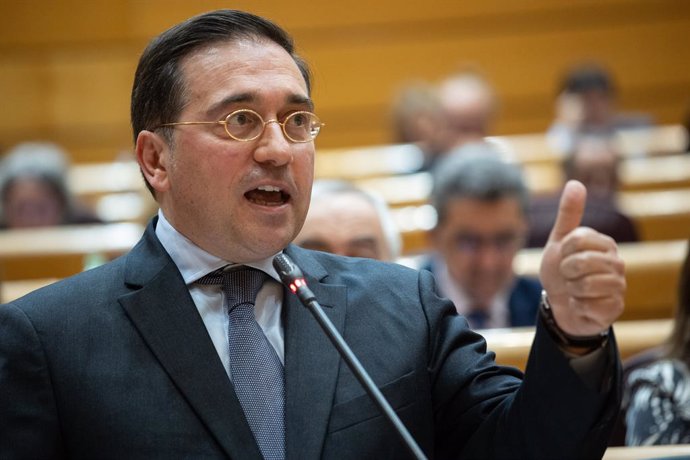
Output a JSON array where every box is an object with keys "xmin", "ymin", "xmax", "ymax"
[
  {"xmin": 1, "ymin": 9, "xmax": 626, "ymax": 460},
  {"xmin": 424, "ymin": 147, "xmax": 541, "ymax": 329}
]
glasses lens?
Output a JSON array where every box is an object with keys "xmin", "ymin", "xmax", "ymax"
[
  {"xmin": 284, "ymin": 112, "xmax": 322, "ymax": 142},
  {"xmin": 225, "ymin": 110, "xmax": 264, "ymax": 141},
  {"xmin": 454, "ymin": 232, "xmax": 523, "ymax": 254}
]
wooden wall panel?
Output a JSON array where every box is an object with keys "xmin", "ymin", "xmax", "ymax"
[{"xmin": 1, "ymin": 0, "xmax": 688, "ymax": 162}]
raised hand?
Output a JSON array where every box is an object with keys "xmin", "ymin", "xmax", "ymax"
[{"xmin": 539, "ymin": 180, "xmax": 626, "ymax": 337}]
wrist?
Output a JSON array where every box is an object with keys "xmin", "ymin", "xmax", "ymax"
[{"xmin": 539, "ymin": 290, "xmax": 609, "ymax": 354}]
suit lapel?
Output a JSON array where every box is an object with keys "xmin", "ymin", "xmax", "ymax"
[
  {"xmin": 283, "ymin": 246, "xmax": 347, "ymax": 460},
  {"xmin": 118, "ymin": 222, "xmax": 262, "ymax": 460}
]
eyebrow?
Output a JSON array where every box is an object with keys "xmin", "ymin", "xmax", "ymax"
[{"xmin": 206, "ymin": 92, "xmax": 314, "ymax": 118}]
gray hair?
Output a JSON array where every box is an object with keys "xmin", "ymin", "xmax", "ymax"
[
  {"xmin": 310, "ymin": 179, "xmax": 402, "ymax": 260},
  {"xmin": 431, "ymin": 145, "xmax": 529, "ymax": 224}
]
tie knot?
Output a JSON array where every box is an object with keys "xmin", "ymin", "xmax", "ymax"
[{"xmin": 197, "ymin": 267, "xmax": 267, "ymax": 311}]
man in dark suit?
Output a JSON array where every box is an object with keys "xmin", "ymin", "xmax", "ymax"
[
  {"xmin": 425, "ymin": 150, "xmax": 541, "ymax": 329},
  {"xmin": 0, "ymin": 9, "xmax": 625, "ymax": 459}
]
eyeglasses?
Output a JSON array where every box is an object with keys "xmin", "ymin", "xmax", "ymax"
[
  {"xmin": 453, "ymin": 232, "xmax": 525, "ymax": 255},
  {"xmin": 157, "ymin": 109, "xmax": 324, "ymax": 143}
]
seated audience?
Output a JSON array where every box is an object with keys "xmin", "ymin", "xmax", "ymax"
[
  {"xmin": 527, "ymin": 133, "xmax": 638, "ymax": 248},
  {"xmin": 547, "ymin": 62, "xmax": 651, "ymax": 155},
  {"xmin": 437, "ymin": 69, "xmax": 517, "ymax": 162},
  {"xmin": 390, "ymin": 81, "xmax": 454, "ymax": 171},
  {"xmin": 438, "ymin": 69, "xmax": 498, "ymax": 149},
  {"xmin": 0, "ymin": 142, "xmax": 100, "ymax": 229},
  {"xmin": 424, "ymin": 148, "xmax": 541, "ymax": 329},
  {"xmin": 294, "ymin": 180, "xmax": 401, "ymax": 261},
  {"xmin": 390, "ymin": 70, "xmax": 504, "ymax": 172},
  {"xmin": 619, "ymin": 240, "xmax": 690, "ymax": 446}
]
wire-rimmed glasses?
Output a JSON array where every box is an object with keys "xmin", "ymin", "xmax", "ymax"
[{"xmin": 157, "ymin": 109, "xmax": 324, "ymax": 143}]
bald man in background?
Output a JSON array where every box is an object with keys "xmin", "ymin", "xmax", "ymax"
[
  {"xmin": 439, "ymin": 70, "xmax": 497, "ymax": 149},
  {"xmin": 294, "ymin": 180, "xmax": 401, "ymax": 261}
]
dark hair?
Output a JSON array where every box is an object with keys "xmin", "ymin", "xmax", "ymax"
[
  {"xmin": 558, "ymin": 63, "xmax": 615, "ymax": 96},
  {"xmin": 131, "ymin": 9, "xmax": 311, "ymax": 145},
  {"xmin": 431, "ymin": 145, "xmax": 529, "ymax": 224}
]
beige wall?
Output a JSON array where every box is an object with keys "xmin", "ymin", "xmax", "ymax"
[{"xmin": 1, "ymin": 0, "xmax": 689, "ymax": 162}]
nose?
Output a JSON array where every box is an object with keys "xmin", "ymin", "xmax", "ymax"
[
  {"xmin": 253, "ymin": 120, "xmax": 293, "ymax": 167},
  {"xmin": 474, "ymin": 244, "xmax": 504, "ymax": 272}
]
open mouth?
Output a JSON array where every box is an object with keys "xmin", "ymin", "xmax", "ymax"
[{"xmin": 245, "ymin": 185, "xmax": 290, "ymax": 207}]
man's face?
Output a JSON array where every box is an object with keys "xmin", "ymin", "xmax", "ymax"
[
  {"xmin": 147, "ymin": 39, "xmax": 314, "ymax": 263},
  {"xmin": 581, "ymin": 89, "xmax": 613, "ymax": 125},
  {"xmin": 432, "ymin": 196, "xmax": 526, "ymax": 305},
  {"xmin": 294, "ymin": 192, "xmax": 391, "ymax": 260},
  {"xmin": 571, "ymin": 138, "xmax": 618, "ymax": 196},
  {"xmin": 3, "ymin": 178, "xmax": 65, "ymax": 228}
]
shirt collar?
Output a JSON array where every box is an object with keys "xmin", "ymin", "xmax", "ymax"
[
  {"xmin": 154, "ymin": 210, "xmax": 282, "ymax": 284},
  {"xmin": 432, "ymin": 254, "xmax": 512, "ymax": 318}
]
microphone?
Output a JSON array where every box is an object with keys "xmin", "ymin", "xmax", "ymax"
[{"xmin": 273, "ymin": 253, "xmax": 427, "ymax": 460}]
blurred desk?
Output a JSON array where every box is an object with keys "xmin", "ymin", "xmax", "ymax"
[
  {"xmin": 482, "ymin": 319, "xmax": 673, "ymax": 371},
  {"xmin": 514, "ymin": 240, "xmax": 686, "ymax": 321},
  {"xmin": 604, "ymin": 443, "xmax": 690, "ymax": 459},
  {"xmin": 618, "ymin": 188, "xmax": 690, "ymax": 241},
  {"xmin": 1, "ymin": 278, "xmax": 57, "ymax": 303},
  {"xmin": 316, "ymin": 144, "xmax": 424, "ymax": 180},
  {"xmin": 68, "ymin": 161, "xmax": 145, "ymax": 196},
  {"xmin": 0, "ymin": 223, "xmax": 144, "ymax": 280},
  {"xmin": 621, "ymin": 154, "xmax": 690, "ymax": 192}
]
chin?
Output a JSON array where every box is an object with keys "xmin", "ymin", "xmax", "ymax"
[{"xmin": 251, "ymin": 233, "xmax": 292, "ymax": 257}]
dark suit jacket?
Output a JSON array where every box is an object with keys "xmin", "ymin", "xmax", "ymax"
[
  {"xmin": 0, "ymin": 220, "xmax": 620, "ymax": 459},
  {"xmin": 422, "ymin": 259, "xmax": 542, "ymax": 328}
]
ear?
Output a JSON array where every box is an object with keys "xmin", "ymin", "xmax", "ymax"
[{"xmin": 136, "ymin": 130, "xmax": 171, "ymax": 193}]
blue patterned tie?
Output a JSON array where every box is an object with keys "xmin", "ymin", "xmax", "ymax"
[{"xmin": 197, "ymin": 267, "xmax": 285, "ymax": 460}]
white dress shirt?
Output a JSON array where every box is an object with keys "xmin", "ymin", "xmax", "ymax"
[
  {"xmin": 432, "ymin": 256, "xmax": 512, "ymax": 329},
  {"xmin": 154, "ymin": 211, "xmax": 285, "ymax": 378}
]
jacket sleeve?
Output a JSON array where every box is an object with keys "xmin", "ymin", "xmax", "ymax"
[
  {"xmin": 419, "ymin": 269, "xmax": 621, "ymax": 459},
  {"xmin": 0, "ymin": 303, "xmax": 65, "ymax": 459}
]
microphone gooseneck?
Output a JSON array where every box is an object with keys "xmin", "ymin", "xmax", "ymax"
[
  {"xmin": 272, "ymin": 253, "xmax": 315, "ymax": 304},
  {"xmin": 272, "ymin": 253, "xmax": 428, "ymax": 460}
]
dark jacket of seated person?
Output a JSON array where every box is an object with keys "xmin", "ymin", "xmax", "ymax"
[
  {"xmin": 527, "ymin": 133, "xmax": 638, "ymax": 248},
  {"xmin": 527, "ymin": 194, "xmax": 638, "ymax": 248}
]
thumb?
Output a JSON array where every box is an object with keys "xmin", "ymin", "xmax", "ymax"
[{"xmin": 549, "ymin": 180, "xmax": 587, "ymax": 243}]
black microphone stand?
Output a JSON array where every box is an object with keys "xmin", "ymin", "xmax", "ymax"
[{"xmin": 273, "ymin": 254, "xmax": 427, "ymax": 460}]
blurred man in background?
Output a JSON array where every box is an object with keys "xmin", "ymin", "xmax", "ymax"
[
  {"xmin": 425, "ymin": 148, "xmax": 541, "ymax": 329},
  {"xmin": 528, "ymin": 133, "xmax": 638, "ymax": 247},
  {"xmin": 0, "ymin": 142, "xmax": 100, "ymax": 229},
  {"xmin": 294, "ymin": 180, "xmax": 401, "ymax": 261},
  {"xmin": 547, "ymin": 63, "xmax": 651, "ymax": 155},
  {"xmin": 439, "ymin": 70, "xmax": 498, "ymax": 149}
]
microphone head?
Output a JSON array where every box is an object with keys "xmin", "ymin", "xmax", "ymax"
[{"xmin": 273, "ymin": 253, "xmax": 304, "ymax": 285}]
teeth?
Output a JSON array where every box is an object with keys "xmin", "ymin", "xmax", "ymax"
[{"xmin": 257, "ymin": 185, "xmax": 281, "ymax": 192}]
